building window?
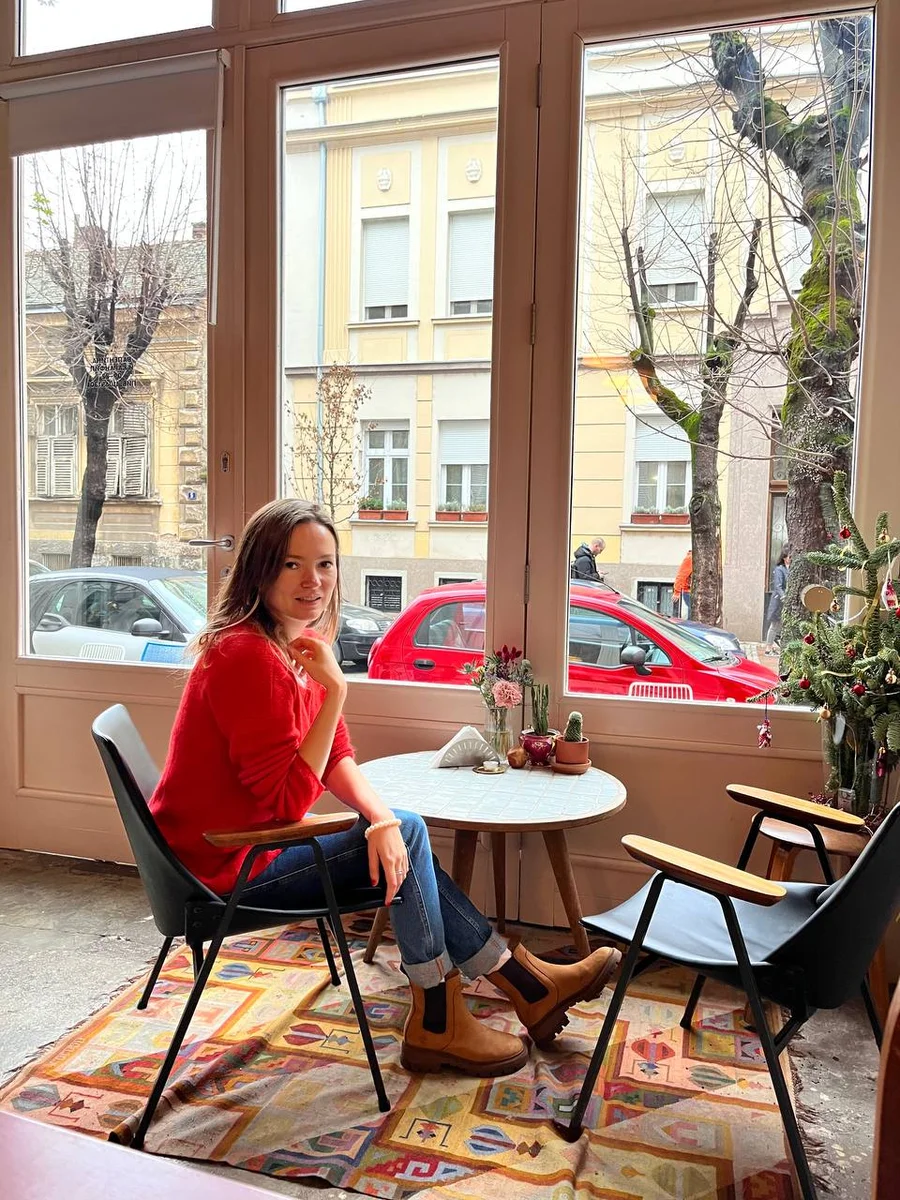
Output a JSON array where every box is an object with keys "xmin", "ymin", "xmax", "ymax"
[
  {"xmin": 644, "ymin": 191, "xmax": 705, "ymax": 305},
  {"xmin": 633, "ymin": 414, "xmax": 690, "ymax": 514},
  {"xmin": 448, "ymin": 209, "xmax": 494, "ymax": 316},
  {"xmin": 41, "ymin": 552, "xmax": 70, "ymax": 571},
  {"xmin": 362, "ymin": 217, "xmax": 409, "ymax": 321},
  {"xmin": 439, "ymin": 419, "xmax": 489, "ymax": 511},
  {"xmin": 105, "ymin": 402, "xmax": 151, "ymax": 499},
  {"xmin": 636, "ymin": 580, "xmax": 675, "ymax": 617},
  {"xmin": 32, "ymin": 404, "xmax": 78, "ymax": 498},
  {"xmin": 364, "ymin": 424, "xmax": 409, "ymax": 508},
  {"xmin": 365, "ymin": 574, "xmax": 403, "ymax": 613},
  {"xmin": 436, "ymin": 574, "xmax": 478, "ymax": 586}
]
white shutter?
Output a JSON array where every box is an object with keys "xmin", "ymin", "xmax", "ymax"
[
  {"xmin": 122, "ymin": 438, "xmax": 149, "ymax": 496},
  {"xmin": 50, "ymin": 436, "xmax": 77, "ymax": 496},
  {"xmin": 439, "ymin": 420, "xmax": 490, "ymax": 465},
  {"xmin": 105, "ymin": 436, "xmax": 122, "ymax": 498},
  {"xmin": 448, "ymin": 211, "xmax": 495, "ymax": 305},
  {"xmin": 635, "ymin": 415, "xmax": 691, "ymax": 463},
  {"xmin": 645, "ymin": 192, "xmax": 704, "ymax": 285},
  {"xmin": 119, "ymin": 402, "xmax": 150, "ymax": 437},
  {"xmin": 34, "ymin": 436, "xmax": 50, "ymax": 496},
  {"xmin": 363, "ymin": 218, "xmax": 409, "ymax": 308}
]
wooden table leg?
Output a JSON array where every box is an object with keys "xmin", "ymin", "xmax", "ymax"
[
  {"xmin": 491, "ymin": 832, "xmax": 506, "ymax": 935},
  {"xmin": 542, "ymin": 828, "xmax": 591, "ymax": 958},
  {"xmin": 451, "ymin": 829, "xmax": 479, "ymax": 895},
  {"xmin": 363, "ymin": 906, "xmax": 390, "ymax": 964}
]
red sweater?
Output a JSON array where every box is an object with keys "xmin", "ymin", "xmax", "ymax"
[{"xmin": 149, "ymin": 627, "xmax": 355, "ymax": 894}]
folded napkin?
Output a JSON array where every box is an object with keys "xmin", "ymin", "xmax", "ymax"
[{"xmin": 431, "ymin": 726, "xmax": 499, "ymax": 768}]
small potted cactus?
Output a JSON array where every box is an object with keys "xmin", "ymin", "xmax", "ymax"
[
  {"xmin": 553, "ymin": 710, "xmax": 590, "ymax": 773},
  {"xmin": 520, "ymin": 682, "xmax": 559, "ymax": 766}
]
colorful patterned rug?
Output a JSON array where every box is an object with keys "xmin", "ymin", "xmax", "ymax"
[{"xmin": 0, "ymin": 919, "xmax": 799, "ymax": 1198}]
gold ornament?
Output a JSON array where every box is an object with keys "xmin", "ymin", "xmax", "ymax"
[
  {"xmin": 802, "ymin": 584, "xmax": 836, "ymax": 614},
  {"xmin": 887, "ymin": 670, "xmax": 898, "ymax": 686},
  {"xmin": 818, "ymin": 706, "xmax": 832, "ymax": 721}
]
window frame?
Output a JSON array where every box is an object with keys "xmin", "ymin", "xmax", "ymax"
[{"xmin": 363, "ymin": 421, "xmax": 410, "ymax": 508}]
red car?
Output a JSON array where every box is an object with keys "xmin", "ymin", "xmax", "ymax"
[{"xmin": 367, "ymin": 582, "xmax": 778, "ymax": 702}]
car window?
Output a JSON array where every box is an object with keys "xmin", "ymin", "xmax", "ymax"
[
  {"xmin": 414, "ymin": 601, "xmax": 485, "ymax": 651},
  {"xmin": 568, "ymin": 605, "xmax": 671, "ymax": 668},
  {"xmin": 69, "ymin": 580, "xmax": 167, "ymax": 633},
  {"xmin": 617, "ymin": 596, "xmax": 722, "ymax": 663},
  {"xmin": 47, "ymin": 581, "xmax": 81, "ymax": 623}
]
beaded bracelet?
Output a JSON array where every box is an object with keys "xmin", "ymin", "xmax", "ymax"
[{"xmin": 364, "ymin": 817, "xmax": 403, "ymax": 841}]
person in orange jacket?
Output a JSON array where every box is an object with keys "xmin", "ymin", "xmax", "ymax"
[{"xmin": 673, "ymin": 549, "xmax": 692, "ymax": 617}]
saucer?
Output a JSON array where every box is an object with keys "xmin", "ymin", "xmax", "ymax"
[
  {"xmin": 550, "ymin": 761, "xmax": 591, "ymax": 775},
  {"xmin": 473, "ymin": 763, "xmax": 508, "ymax": 775}
]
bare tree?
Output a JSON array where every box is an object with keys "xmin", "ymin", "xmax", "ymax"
[
  {"xmin": 711, "ymin": 17, "xmax": 872, "ymax": 639},
  {"xmin": 290, "ymin": 363, "xmax": 370, "ymax": 520},
  {"xmin": 27, "ymin": 137, "xmax": 204, "ymax": 567}
]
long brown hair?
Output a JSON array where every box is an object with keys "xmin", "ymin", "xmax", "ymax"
[{"xmin": 196, "ymin": 498, "xmax": 341, "ymax": 656}]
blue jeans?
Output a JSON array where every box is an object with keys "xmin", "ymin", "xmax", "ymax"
[{"xmin": 241, "ymin": 809, "xmax": 506, "ymax": 988}]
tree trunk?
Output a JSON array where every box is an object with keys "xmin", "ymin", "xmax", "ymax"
[
  {"xmin": 70, "ymin": 391, "xmax": 117, "ymax": 568},
  {"xmin": 690, "ymin": 381, "xmax": 726, "ymax": 626}
]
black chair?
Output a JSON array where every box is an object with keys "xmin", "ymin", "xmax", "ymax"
[
  {"xmin": 555, "ymin": 788, "xmax": 900, "ymax": 1200},
  {"xmin": 91, "ymin": 703, "xmax": 393, "ymax": 1150}
]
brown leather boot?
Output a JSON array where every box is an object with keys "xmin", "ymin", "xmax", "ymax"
[
  {"xmin": 401, "ymin": 969, "xmax": 529, "ymax": 1077},
  {"xmin": 488, "ymin": 942, "xmax": 621, "ymax": 1047}
]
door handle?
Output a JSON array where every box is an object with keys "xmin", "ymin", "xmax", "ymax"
[
  {"xmin": 413, "ymin": 658, "xmax": 435, "ymax": 670},
  {"xmin": 187, "ymin": 535, "xmax": 235, "ymax": 552}
]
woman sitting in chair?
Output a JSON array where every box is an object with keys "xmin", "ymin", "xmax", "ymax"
[{"xmin": 151, "ymin": 498, "xmax": 619, "ymax": 1077}]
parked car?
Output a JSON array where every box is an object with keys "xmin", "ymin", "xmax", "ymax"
[
  {"xmin": 570, "ymin": 580, "xmax": 743, "ymax": 654},
  {"xmin": 367, "ymin": 581, "xmax": 778, "ymax": 702},
  {"xmin": 28, "ymin": 567, "xmax": 392, "ymax": 668}
]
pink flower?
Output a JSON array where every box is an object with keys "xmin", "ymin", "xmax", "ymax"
[{"xmin": 492, "ymin": 680, "xmax": 523, "ymax": 709}]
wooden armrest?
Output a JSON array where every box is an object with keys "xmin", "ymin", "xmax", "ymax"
[
  {"xmin": 622, "ymin": 834, "xmax": 787, "ymax": 906},
  {"xmin": 726, "ymin": 784, "xmax": 866, "ymax": 832},
  {"xmin": 204, "ymin": 811, "xmax": 358, "ymax": 849}
]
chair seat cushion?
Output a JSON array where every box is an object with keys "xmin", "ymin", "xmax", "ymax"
[{"xmin": 583, "ymin": 876, "xmax": 824, "ymax": 970}]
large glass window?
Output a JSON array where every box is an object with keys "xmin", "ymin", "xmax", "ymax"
[
  {"xmin": 21, "ymin": 131, "xmax": 208, "ymax": 664},
  {"xmin": 568, "ymin": 14, "xmax": 873, "ymax": 703},
  {"xmin": 19, "ymin": 0, "xmax": 213, "ymax": 57},
  {"xmin": 280, "ymin": 62, "xmax": 499, "ymax": 677}
]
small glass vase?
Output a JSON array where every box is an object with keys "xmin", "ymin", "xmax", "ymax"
[
  {"xmin": 821, "ymin": 715, "xmax": 899, "ymax": 822},
  {"xmin": 484, "ymin": 705, "xmax": 514, "ymax": 760}
]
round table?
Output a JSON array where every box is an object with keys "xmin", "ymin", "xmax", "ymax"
[{"xmin": 359, "ymin": 751, "xmax": 627, "ymax": 959}]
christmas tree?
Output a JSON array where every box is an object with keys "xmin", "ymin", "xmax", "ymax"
[{"xmin": 756, "ymin": 471, "xmax": 900, "ymax": 819}]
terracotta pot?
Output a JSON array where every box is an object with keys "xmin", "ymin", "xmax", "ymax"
[
  {"xmin": 462, "ymin": 511, "xmax": 488, "ymax": 522},
  {"xmin": 519, "ymin": 729, "xmax": 558, "ymax": 766},
  {"xmin": 435, "ymin": 511, "xmax": 461, "ymax": 522},
  {"xmin": 554, "ymin": 737, "xmax": 590, "ymax": 766},
  {"xmin": 357, "ymin": 509, "xmax": 382, "ymax": 520},
  {"xmin": 630, "ymin": 513, "xmax": 659, "ymax": 524},
  {"xmin": 661, "ymin": 513, "xmax": 689, "ymax": 525},
  {"xmin": 383, "ymin": 510, "xmax": 408, "ymax": 521}
]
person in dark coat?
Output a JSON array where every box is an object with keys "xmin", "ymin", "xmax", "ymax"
[
  {"xmin": 571, "ymin": 537, "xmax": 605, "ymax": 582},
  {"xmin": 764, "ymin": 544, "xmax": 791, "ymax": 650}
]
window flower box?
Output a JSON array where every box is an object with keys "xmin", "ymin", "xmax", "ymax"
[
  {"xmin": 435, "ymin": 509, "xmax": 461, "ymax": 522},
  {"xmin": 383, "ymin": 508, "xmax": 408, "ymax": 521},
  {"xmin": 630, "ymin": 512, "xmax": 659, "ymax": 524},
  {"xmin": 661, "ymin": 512, "xmax": 690, "ymax": 525},
  {"xmin": 461, "ymin": 510, "xmax": 488, "ymax": 523},
  {"xmin": 357, "ymin": 508, "xmax": 383, "ymax": 520}
]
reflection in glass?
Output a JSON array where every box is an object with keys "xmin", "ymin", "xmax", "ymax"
[
  {"xmin": 21, "ymin": 132, "xmax": 208, "ymax": 663},
  {"xmin": 280, "ymin": 62, "xmax": 499, "ymax": 676},
  {"xmin": 568, "ymin": 16, "xmax": 872, "ymax": 702}
]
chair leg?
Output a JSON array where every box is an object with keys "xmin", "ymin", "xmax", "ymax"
[
  {"xmin": 137, "ymin": 937, "xmax": 174, "ymax": 1011},
  {"xmin": 363, "ymin": 906, "xmax": 390, "ymax": 965},
  {"xmin": 554, "ymin": 874, "xmax": 666, "ymax": 1142},
  {"xmin": 311, "ymin": 840, "xmax": 390, "ymax": 1113},
  {"xmin": 720, "ymin": 898, "xmax": 818, "ymax": 1200},
  {"xmin": 680, "ymin": 974, "xmax": 706, "ymax": 1031},
  {"xmin": 861, "ymin": 978, "xmax": 884, "ymax": 1049},
  {"xmin": 191, "ymin": 943, "xmax": 204, "ymax": 981},
  {"xmin": 317, "ymin": 917, "xmax": 341, "ymax": 987}
]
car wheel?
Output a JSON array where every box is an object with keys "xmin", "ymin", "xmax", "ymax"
[{"xmin": 333, "ymin": 640, "xmax": 345, "ymax": 665}]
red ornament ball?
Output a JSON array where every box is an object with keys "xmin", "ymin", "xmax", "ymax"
[
  {"xmin": 845, "ymin": 646, "xmax": 857, "ymax": 659},
  {"xmin": 852, "ymin": 682, "xmax": 867, "ymax": 697},
  {"xmin": 803, "ymin": 634, "xmax": 815, "ymax": 645},
  {"xmin": 840, "ymin": 526, "xmax": 852, "ymax": 539},
  {"xmin": 798, "ymin": 678, "xmax": 812, "ymax": 690}
]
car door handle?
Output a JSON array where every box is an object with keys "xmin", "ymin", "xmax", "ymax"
[{"xmin": 413, "ymin": 658, "xmax": 435, "ymax": 670}]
